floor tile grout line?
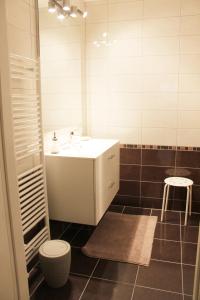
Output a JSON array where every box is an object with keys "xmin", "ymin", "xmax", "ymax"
[
  {"xmin": 151, "ymin": 258, "xmax": 195, "ymax": 267},
  {"xmin": 135, "ymin": 284, "xmax": 183, "ymax": 296},
  {"xmin": 79, "ymin": 259, "xmax": 100, "ymax": 300},
  {"xmin": 130, "ymin": 266, "xmax": 140, "ymax": 300},
  {"xmin": 182, "ymin": 263, "xmax": 196, "ymax": 267},
  {"xmin": 181, "ymin": 225, "xmax": 199, "ymax": 228},
  {"xmin": 114, "ymin": 205, "xmax": 200, "ymax": 220},
  {"xmin": 69, "ymin": 226, "xmax": 84, "ymax": 244},
  {"xmin": 157, "ymin": 221, "xmax": 199, "ymax": 228},
  {"xmin": 91, "ymin": 276, "xmax": 135, "ymax": 287},
  {"xmin": 180, "ymin": 211, "xmax": 185, "ymax": 300},
  {"xmin": 70, "ymin": 272, "xmax": 90, "ymax": 278},
  {"xmin": 150, "ymin": 258, "xmax": 182, "ymax": 265},
  {"xmin": 154, "ymin": 237, "xmax": 181, "ymax": 243},
  {"xmin": 58, "ymin": 223, "xmax": 72, "ymax": 239},
  {"xmin": 184, "ymin": 293, "xmax": 193, "ymax": 297},
  {"xmin": 156, "ymin": 221, "xmax": 183, "ymax": 226},
  {"xmin": 151, "ymin": 258, "xmax": 181, "ymax": 264},
  {"xmin": 154, "ymin": 237, "xmax": 198, "ymax": 245}
]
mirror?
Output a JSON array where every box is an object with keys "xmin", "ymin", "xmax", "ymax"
[{"xmin": 38, "ymin": 0, "xmax": 85, "ymax": 134}]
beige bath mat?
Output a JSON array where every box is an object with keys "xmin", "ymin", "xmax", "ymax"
[{"xmin": 82, "ymin": 212, "xmax": 157, "ymax": 266}]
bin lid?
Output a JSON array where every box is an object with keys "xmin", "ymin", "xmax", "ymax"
[{"xmin": 39, "ymin": 240, "xmax": 70, "ymax": 258}]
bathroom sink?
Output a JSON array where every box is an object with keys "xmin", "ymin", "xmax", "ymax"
[{"xmin": 45, "ymin": 138, "xmax": 118, "ymax": 159}]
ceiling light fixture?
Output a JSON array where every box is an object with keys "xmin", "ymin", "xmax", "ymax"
[{"xmin": 48, "ymin": 0, "xmax": 88, "ymax": 20}]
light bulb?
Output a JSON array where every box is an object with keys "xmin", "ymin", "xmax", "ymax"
[
  {"xmin": 63, "ymin": 0, "xmax": 70, "ymax": 11},
  {"xmin": 48, "ymin": 0, "xmax": 56, "ymax": 13},
  {"xmin": 70, "ymin": 6, "xmax": 77, "ymax": 18},
  {"xmin": 57, "ymin": 13, "xmax": 65, "ymax": 20},
  {"xmin": 77, "ymin": 8, "xmax": 87, "ymax": 18},
  {"xmin": 57, "ymin": 7, "xmax": 65, "ymax": 20},
  {"xmin": 83, "ymin": 11, "xmax": 88, "ymax": 18}
]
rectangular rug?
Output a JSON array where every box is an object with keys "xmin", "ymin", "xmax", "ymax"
[{"xmin": 82, "ymin": 212, "xmax": 157, "ymax": 266}]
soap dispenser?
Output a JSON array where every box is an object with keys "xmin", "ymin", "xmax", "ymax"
[{"xmin": 51, "ymin": 131, "xmax": 59, "ymax": 154}]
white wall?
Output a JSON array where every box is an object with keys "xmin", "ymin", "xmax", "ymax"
[
  {"xmin": 85, "ymin": 0, "xmax": 200, "ymax": 146},
  {"xmin": 39, "ymin": 2, "xmax": 84, "ymax": 132}
]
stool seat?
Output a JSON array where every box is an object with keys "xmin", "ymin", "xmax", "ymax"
[
  {"xmin": 161, "ymin": 176, "xmax": 193, "ymax": 226},
  {"xmin": 164, "ymin": 177, "xmax": 193, "ymax": 187}
]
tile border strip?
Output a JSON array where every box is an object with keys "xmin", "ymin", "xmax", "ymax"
[{"xmin": 120, "ymin": 144, "xmax": 200, "ymax": 151}]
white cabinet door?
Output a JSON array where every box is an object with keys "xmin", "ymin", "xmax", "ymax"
[{"xmin": 46, "ymin": 156, "xmax": 95, "ymax": 225}]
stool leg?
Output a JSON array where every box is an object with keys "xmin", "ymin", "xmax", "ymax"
[
  {"xmin": 189, "ymin": 185, "xmax": 192, "ymax": 216},
  {"xmin": 161, "ymin": 184, "xmax": 167, "ymax": 222},
  {"xmin": 184, "ymin": 187, "xmax": 190, "ymax": 226},
  {"xmin": 164, "ymin": 185, "xmax": 170, "ymax": 211}
]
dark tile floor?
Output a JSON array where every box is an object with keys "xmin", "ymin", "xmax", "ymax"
[{"xmin": 32, "ymin": 206, "xmax": 199, "ymax": 300}]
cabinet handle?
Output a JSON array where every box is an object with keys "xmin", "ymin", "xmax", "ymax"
[
  {"xmin": 108, "ymin": 154, "xmax": 115, "ymax": 160},
  {"xmin": 108, "ymin": 181, "xmax": 115, "ymax": 189}
]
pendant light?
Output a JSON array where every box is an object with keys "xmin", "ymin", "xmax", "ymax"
[{"xmin": 47, "ymin": 0, "xmax": 88, "ymax": 20}]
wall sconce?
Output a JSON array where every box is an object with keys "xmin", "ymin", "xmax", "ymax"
[{"xmin": 48, "ymin": 0, "xmax": 87, "ymax": 20}]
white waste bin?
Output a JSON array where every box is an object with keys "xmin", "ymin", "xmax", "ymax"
[{"xmin": 39, "ymin": 240, "xmax": 71, "ymax": 288}]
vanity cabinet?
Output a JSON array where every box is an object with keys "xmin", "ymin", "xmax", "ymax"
[{"xmin": 45, "ymin": 139, "xmax": 119, "ymax": 225}]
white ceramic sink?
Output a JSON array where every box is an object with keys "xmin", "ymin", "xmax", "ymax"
[{"xmin": 45, "ymin": 138, "xmax": 119, "ymax": 159}]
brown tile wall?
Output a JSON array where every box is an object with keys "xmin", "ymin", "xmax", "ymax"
[{"xmin": 113, "ymin": 146, "xmax": 200, "ymax": 213}]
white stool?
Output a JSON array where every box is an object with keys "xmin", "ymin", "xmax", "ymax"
[{"xmin": 161, "ymin": 177, "xmax": 193, "ymax": 226}]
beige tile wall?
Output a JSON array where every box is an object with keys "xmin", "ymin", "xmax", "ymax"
[
  {"xmin": 39, "ymin": 4, "xmax": 83, "ymax": 132},
  {"xmin": 86, "ymin": 0, "xmax": 200, "ymax": 146}
]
